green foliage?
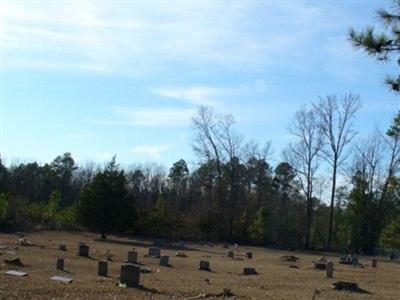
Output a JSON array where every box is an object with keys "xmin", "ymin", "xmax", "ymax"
[
  {"xmin": 43, "ymin": 191, "xmax": 61, "ymax": 228},
  {"xmin": 380, "ymin": 217, "xmax": 400, "ymax": 250},
  {"xmin": 145, "ymin": 197, "xmax": 174, "ymax": 238},
  {"xmin": 78, "ymin": 157, "xmax": 135, "ymax": 239},
  {"xmin": 0, "ymin": 193, "xmax": 9, "ymax": 224},
  {"xmin": 349, "ymin": 1, "xmax": 400, "ymax": 92},
  {"xmin": 249, "ymin": 207, "xmax": 268, "ymax": 242}
]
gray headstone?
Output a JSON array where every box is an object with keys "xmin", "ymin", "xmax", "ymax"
[
  {"xmin": 159, "ymin": 255, "xmax": 169, "ymax": 266},
  {"xmin": 227, "ymin": 251, "xmax": 234, "ymax": 258},
  {"xmin": 352, "ymin": 257, "xmax": 359, "ymax": 267},
  {"xmin": 120, "ymin": 264, "xmax": 140, "ymax": 288},
  {"xmin": 243, "ymin": 267, "xmax": 257, "ymax": 275},
  {"xmin": 98, "ymin": 261, "xmax": 108, "ymax": 277},
  {"xmin": 79, "ymin": 244, "xmax": 89, "ymax": 257},
  {"xmin": 199, "ymin": 260, "xmax": 210, "ymax": 271},
  {"xmin": 223, "ymin": 288, "xmax": 233, "ymax": 297},
  {"xmin": 148, "ymin": 247, "xmax": 161, "ymax": 257},
  {"xmin": 56, "ymin": 258, "xmax": 64, "ymax": 271},
  {"xmin": 127, "ymin": 251, "xmax": 138, "ymax": 263},
  {"xmin": 372, "ymin": 259, "xmax": 377, "ymax": 268},
  {"xmin": 326, "ymin": 262, "xmax": 334, "ymax": 278},
  {"xmin": 59, "ymin": 244, "xmax": 66, "ymax": 251},
  {"xmin": 246, "ymin": 252, "xmax": 253, "ymax": 259}
]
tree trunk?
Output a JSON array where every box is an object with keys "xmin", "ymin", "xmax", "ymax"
[{"xmin": 327, "ymin": 160, "xmax": 337, "ymax": 250}]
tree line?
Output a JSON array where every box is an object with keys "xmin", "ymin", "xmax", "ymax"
[{"xmin": 0, "ymin": 94, "xmax": 399, "ymax": 255}]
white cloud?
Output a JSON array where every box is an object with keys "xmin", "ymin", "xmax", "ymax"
[
  {"xmin": 152, "ymin": 86, "xmax": 225, "ymax": 106},
  {"xmin": 84, "ymin": 106, "xmax": 196, "ymax": 127},
  {"xmin": 0, "ymin": 1, "xmax": 342, "ymax": 75},
  {"xmin": 130, "ymin": 144, "xmax": 172, "ymax": 160}
]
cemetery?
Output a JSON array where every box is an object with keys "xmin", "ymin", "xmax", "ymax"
[{"xmin": 0, "ymin": 231, "xmax": 398, "ymax": 299}]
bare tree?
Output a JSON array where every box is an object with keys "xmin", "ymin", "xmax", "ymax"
[
  {"xmin": 284, "ymin": 106, "xmax": 324, "ymax": 249},
  {"xmin": 192, "ymin": 106, "xmax": 224, "ymax": 209},
  {"xmin": 192, "ymin": 106, "xmax": 244, "ymax": 240},
  {"xmin": 314, "ymin": 93, "xmax": 361, "ymax": 250}
]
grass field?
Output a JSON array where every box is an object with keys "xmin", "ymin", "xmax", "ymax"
[{"xmin": 0, "ymin": 231, "xmax": 398, "ymax": 299}]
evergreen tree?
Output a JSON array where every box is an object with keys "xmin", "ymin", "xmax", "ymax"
[{"xmin": 78, "ymin": 156, "xmax": 135, "ymax": 239}]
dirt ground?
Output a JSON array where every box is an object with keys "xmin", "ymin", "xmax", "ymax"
[{"xmin": 0, "ymin": 231, "xmax": 398, "ymax": 299}]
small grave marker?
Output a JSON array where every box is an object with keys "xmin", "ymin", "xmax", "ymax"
[
  {"xmin": 372, "ymin": 259, "xmax": 377, "ymax": 268},
  {"xmin": 50, "ymin": 275, "xmax": 73, "ymax": 283},
  {"xmin": 246, "ymin": 252, "xmax": 253, "ymax": 259},
  {"xmin": 223, "ymin": 288, "xmax": 233, "ymax": 297},
  {"xmin": 199, "ymin": 260, "xmax": 210, "ymax": 271},
  {"xmin": 120, "ymin": 264, "xmax": 140, "ymax": 288},
  {"xmin": 243, "ymin": 267, "xmax": 257, "ymax": 275},
  {"xmin": 56, "ymin": 258, "xmax": 64, "ymax": 271},
  {"xmin": 159, "ymin": 255, "xmax": 169, "ymax": 266},
  {"xmin": 352, "ymin": 257, "xmax": 359, "ymax": 267},
  {"xmin": 78, "ymin": 244, "xmax": 89, "ymax": 257},
  {"xmin": 228, "ymin": 251, "xmax": 234, "ymax": 258},
  {"xmin": 5, "ymin": 270, "xmax": 27, "ymax": 277},
  {"xmin": 176, "ymin": 252, "xmax": 187, "ymax": 257},
  {"xmin": 98, "ymin": 261, "xmax": 108, "ymax": 277},
  {"xmin": 59, "ymin": 244, "xmax": 66, "ymax": 251},
  {"xmin": 148, "ymin": 247, "xmax": 161, "ymax": 258},
  {"xmin": 127, "ymin": 251, "xmax": 138, "ymax": 263},
  {"xmin": 326, "ymin": 262, "xmax": 334, "ymax": 278},
  {"xmin": 4, "ymin": 257, "xmax": 23, "ymax": 266}
]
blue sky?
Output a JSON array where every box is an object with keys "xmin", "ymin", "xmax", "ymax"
[{"xmin": 0, "ymin": 0, "xmax": 399, "ymax": 169}]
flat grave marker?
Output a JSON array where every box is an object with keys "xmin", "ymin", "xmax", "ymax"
[
  {"xmin": 5, "ymin": 270, "xmax": 27, "ymax": 277},
  {"xmin": 50, "ymin": 276, "xmax": 73, "ymax": 283}
]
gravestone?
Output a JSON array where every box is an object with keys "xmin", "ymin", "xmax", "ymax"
[
  {"xmin": 223, "ymin": 288, "xmax": 233, "ymax": 297},
  {"xmin": 243, "ymin": 267, "xmax": 257, "ymax": 275},
  {"xmin": 352, "ymin": 257, "xmax": 359, "ymax": 267},
  {"xmin": 50, "ymin": 275, "xmax": 73, "ymax": 283},
  {"xmin": 372, "ymin": 259, "xmax": 377, "ymax": 268},
  {"xmin": 98, "ymin": 261, "xmax": 108, "ymax": 277},
  {"xmin": 228, "ymin": 251, "xmax": 234, "ymax": 258},
  {"xmin": 148, "ymin": 247, "xmax": 161, "ymax": 258},
  {"xmin": 326, "ymin": 262, "xmax": 334, "ymax": 278},
  {"xmin": 159, "ymin": 255, "xmax": 169, "ymax": 266},
  {"xmin": 56, "ymin": 258, "xmax": 64, "ymax": 271},
  {"xmin": 78, "ymin": 244, "xmax": 89, "ymax": 257},
  {"xmin": 127, "ymin": 251, "xmax": 138, "ymax": 263},
  {"xmin": 246, "ymin": 252, "xmax": 253, "ymax": 259},
  {"xmin": 120, "ymin": 264, "xmax": 140, "ymax": 288},
  {"xmin": 5, "ymin": 270, "xmax": 27, "ymax": 277},
  {"xmin": 59, "ymin": 244, "xmax": 66, "ymax": 251},
  {"xmin": 199, "ymin": 260, "xmax": 210, "ymax": 271}
]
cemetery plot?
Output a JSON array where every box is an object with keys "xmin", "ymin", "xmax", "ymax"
[{"xmin": 0, "ymin": 231, "xmax": 398, "ymax": 299}]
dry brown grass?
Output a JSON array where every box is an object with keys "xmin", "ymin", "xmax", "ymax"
[{"xmin": 0, "ymin": 231, "xmax": 399, "ymax": 299}]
